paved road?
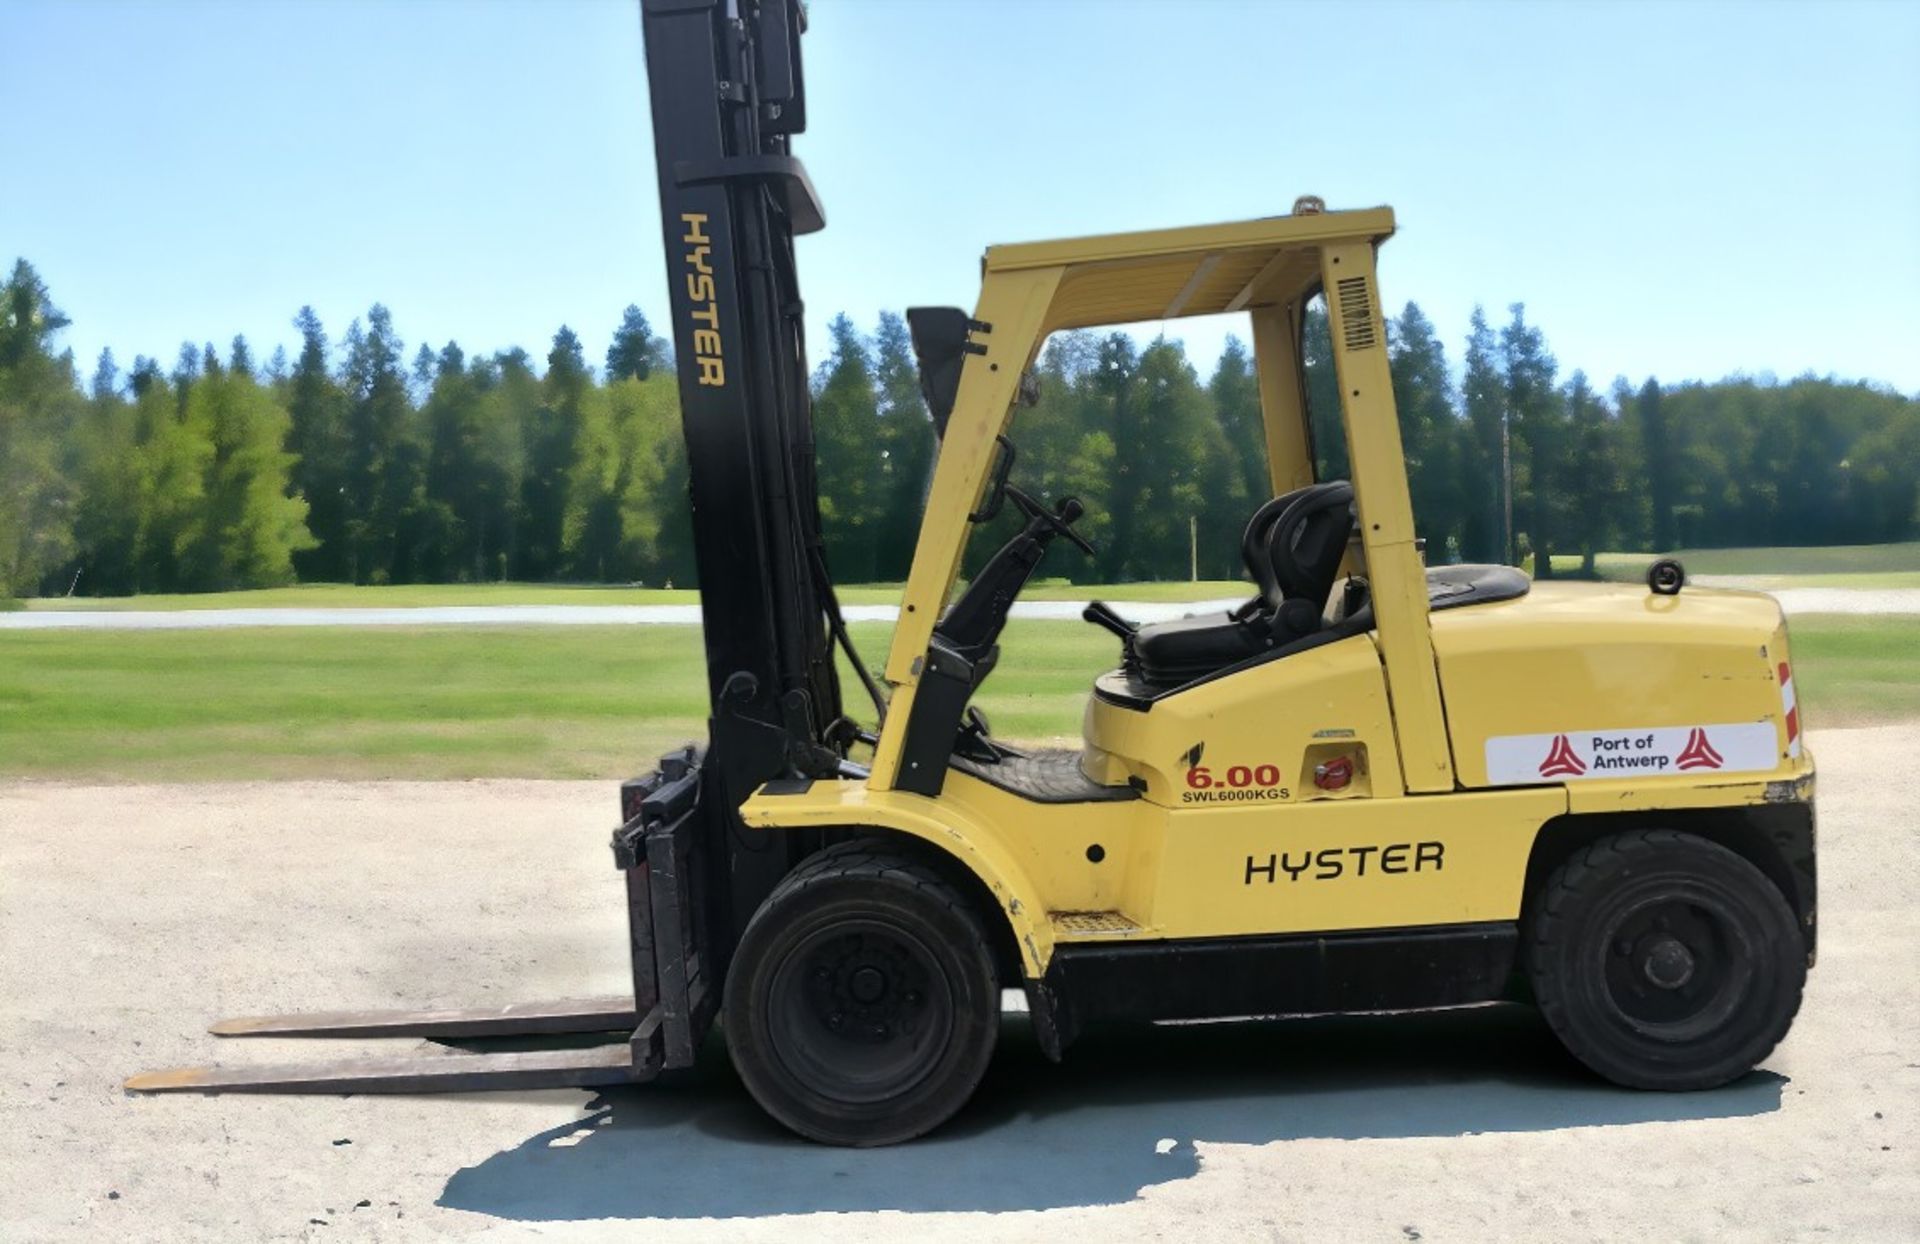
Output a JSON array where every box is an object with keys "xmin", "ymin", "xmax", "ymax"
[
  {"xmin": 0, "ymin": 599, "xmax": 1247, "ymax": 630},
  {"xmin": 7, "ymin": 584, "xmax": 1917, "ymax": 630},
  {"xmin": 2, "ymin": 727, "xmax": 1915, "ymax": 1242}
]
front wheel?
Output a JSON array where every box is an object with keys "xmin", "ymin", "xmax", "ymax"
[
  {"xmin": 1527, "ymin": 829, "xmax": 1805, "ymax": 1090},
  {"xmin": 723, "ymin": 842, "xmax": 1000, "ymax": 1146}
]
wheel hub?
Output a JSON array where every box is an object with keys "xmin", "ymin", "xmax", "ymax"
[
  {"xmin": 1642, "ymin": 937, "xmax": 1696, "ymax": 989},
  {"xmin": 1601, "ymin": 895, "xmax": 1738, "ymax": 1031},
  {"xmin": 800, "ymin": 931, "xmax": 933, "ymax": 1045},
  {"xmin": 850, "ymin": 965, "xmax": 887, "ymax": 1005},
  {"xmin": 764, "ymin": 916, "xmax": 960, "ymax": 1109}
]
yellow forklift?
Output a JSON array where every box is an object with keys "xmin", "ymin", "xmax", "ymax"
[{"xmin": 131, "ymin": 0, "xmax": 1815, "ymax": 1147}]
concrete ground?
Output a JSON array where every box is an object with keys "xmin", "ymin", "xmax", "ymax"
[{"xmin": 1, "ymin": 727, "xmax": 1914, "ymax": 1242}]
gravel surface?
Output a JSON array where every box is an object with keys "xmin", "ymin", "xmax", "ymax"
[{"xmin": 2, "ymin": 727, "xmax": 1915, "ymax": 1242}]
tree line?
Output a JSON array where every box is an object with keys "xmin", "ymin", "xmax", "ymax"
[{"xmin": 1, "ymin": 256, "xmax": 1914, "ymax": 599}]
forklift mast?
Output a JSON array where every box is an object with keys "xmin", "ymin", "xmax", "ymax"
[
  {"xmin": 120, "ymin": 1, "xmax": 857, "ymax": 1097},
  {"xmin": 631, "ymin": 0, "xmax": 850, "ymax": 956}
]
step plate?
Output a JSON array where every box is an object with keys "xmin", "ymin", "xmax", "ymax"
[
  {"xmin": 1052, "ymin": 910, "xmax": 1143, "ymax": 937},
  {"xmin": 125, "ymin": 1042, "xmax": 644, "ymax": 1095},
  {"xmin": 208, "ymin": 997, "xmax": 638, "ymax": 1040}
]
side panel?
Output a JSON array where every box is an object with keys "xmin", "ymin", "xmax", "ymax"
[
  {"xmin": 1432, "ymin": 583, "xmax": 1798, "ymax": 790},
  {"xmin": 1147, "ymin": 787, "xmax": 1565, "ymax": 937},
  {"xmin": 746, "ymin": 773, "xmax": 1562, "ymax": 961},
  {"xmin": 1084, "ymin": 633, "xmax": 1405, "ymax": 807}
]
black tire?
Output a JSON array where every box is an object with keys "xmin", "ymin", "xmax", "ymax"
[
  {"xmin": 1527, "ymin": 829, "xmax": 1805, "ymax": 1090},
  {"xmin": 723, "ymin": 841, "xmax": 1000, "ymax": 1146}
]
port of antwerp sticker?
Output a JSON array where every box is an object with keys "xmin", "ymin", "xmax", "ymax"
[{"xmin": 1485, "ymin": 723, "xmax": 1779, "ymax": 785}]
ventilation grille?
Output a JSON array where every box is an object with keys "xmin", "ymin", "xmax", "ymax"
[{"xmin": 1336, "ymin": 275, "xmax": 1378, "ymax": 351}]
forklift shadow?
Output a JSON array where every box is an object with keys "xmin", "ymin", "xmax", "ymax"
[{"xmin": 436, "ymin": 1003, "xmax": 1784, "ymax": 1221}]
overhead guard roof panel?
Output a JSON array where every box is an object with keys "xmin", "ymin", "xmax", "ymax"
[{"xmin": 982, "ymin": 206, "xmax": 1396, "ymax": 331}]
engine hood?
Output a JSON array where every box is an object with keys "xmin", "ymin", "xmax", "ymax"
[{"xmin": 1431, "ymin": 580, "xmax": 1798, "ymax": 789}]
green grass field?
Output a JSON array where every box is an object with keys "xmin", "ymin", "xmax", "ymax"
[
  {"xmin": 1550, "ymin": 542, "xmax": 1920, "ymax": 589},
  {"xmin": 18, "ymin": 579, "xmax": 1252, "ymax": 611},
  {"xmin": 1, "ymin": 614, "xmax": 1912, "ymax": 781}
]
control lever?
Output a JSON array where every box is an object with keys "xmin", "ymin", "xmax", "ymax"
[
  {"xmin": 1082, "ymin": 600, "xmax": 1137, "ymax": 640},
  {"xmin": 1007, "ymin": 486, "xmax": 1095, "ymax": 557}
]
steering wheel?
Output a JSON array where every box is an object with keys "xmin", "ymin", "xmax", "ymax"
[{"xmin": 1007, "ymin": 485, "xmax": 1096, "ymax": 557}]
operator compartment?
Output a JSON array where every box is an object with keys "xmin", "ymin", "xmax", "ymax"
[
  {"xmin": 1083, "ymin": 625, "xmax": 1404, "ymax": 807},
  {"xmin": 1082, "ymin": 550, "xmax": 1532, "ymax": 803}
]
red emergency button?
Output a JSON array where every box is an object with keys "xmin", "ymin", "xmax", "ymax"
[{"xmin": 1314, "ymin": 757, "xmax": 1355, "ymax": 791}]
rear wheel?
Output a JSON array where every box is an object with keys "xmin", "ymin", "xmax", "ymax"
[
  {"xmin": 723, "ymin": 842, "xmax": 1000, "ymax": 1146},
  {"xmin": 1527, "ymin": 829, "xmax": 1804, "ymax": 1090}
]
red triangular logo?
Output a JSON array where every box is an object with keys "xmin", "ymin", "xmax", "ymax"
[
  {"xmin": 1676, "ymin": 728, "xmax": 1724, "ymax": 770},
  {"xmin": 1538, "ymin": 734, "xmax": 1587, "ymax": 777}
]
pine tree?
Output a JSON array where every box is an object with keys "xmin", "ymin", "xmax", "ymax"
[
  {"xmin": 485, "ymin": 348, "xmax": 541, "ymax": 579},
  {"xmin": 1459, "ymin": 306, "xmax": 1505, "ymax": 563},
  {"xmin": 605, "ymin": 304, "xmax": 669, "ymax": 382},
  {"xmin": 1562, "ymin": 371, "xmax": 1622, "ymax": 576},
  {"xmin": 1635, "ymin": 378, "xmax": 1677, "ymax": 551},
  {"xmin": 0, "ymin": 260, "xmax": 80, "ymax": 596},
  {"xmin": 1128, "ymin": 339, "xmax": 1234, "ymax": 579},
  {"xmin": 411, "ymin": 343, "xmax": 437, "ymax": 403},
  {"xmin": 812, "ymin": 314, "xmax": 884, "ymax": 582},
  {"xmin": 0, "ymin": 259, "xmax": 71, "ymax": 368},
  {"xmin": 171, "ymin": 341, "xmax": 201, "ymax": 402},
  {"xmin": 1301, "ymin": 301, "xmax": 1347, "ymax": 481},
  {"xmin": 1499, "ymin": 304, "xmax": 1562, "ymax": 576},
  {"xmin": 67, "ymin": 348, "xmax": 142, "ymax": 594},
  {"xmin": 340, "ymin": 304, "xmax": 416, "ymax": 582},
  {"xmin": 516, "ymin": 327, "xmax": 590, "ymax": 579},
  {"xmin": 1091, "ymin": 333, "xmax": 1140, "ymax": 581},
  {"xmin": 562, "ymin": 371, "xmax": 624, "ymax": 581},
  {"xmin": 419, "ymin": 342, "xmax": 510, "ymax": 581},
  {"xmin": 90, "ymin": 347, "xmax": 119, "ymax": 400},
  {"xmin": 1388, "ymin": 303, "xmax": 1463, "ymax": 558},
  {"xmin": 1209, "ymin": 335, "xmax": 1269, "ymax": 507},
  {"xmin": 870, "ymin": 311, "xmax": 935, "ymax": 581},
  {"xmin": 285, "ymin": 308, "xmax": 350, "ymax": 580}
]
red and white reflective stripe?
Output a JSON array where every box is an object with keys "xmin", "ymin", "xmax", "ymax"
[{"xmin": 1779, "ymin": 661, "xmax": 1801, "ymax": 758}]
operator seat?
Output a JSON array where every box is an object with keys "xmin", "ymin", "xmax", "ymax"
[{"xmin": 1128, "ymin": 481, "xmax": 1355, "ymax": 689}]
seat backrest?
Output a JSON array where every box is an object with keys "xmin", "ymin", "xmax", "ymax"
[
  {"xmin": 1240, "ymin": 481, "xmax": 1354, "ymax": 616},
  {"xmin": 1267, "ymin": 481, "xmax": 1354, "ymax": 607}
]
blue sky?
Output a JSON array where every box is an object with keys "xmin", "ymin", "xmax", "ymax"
[{"xmin": 4, "ymin": 0, "xmax": 1917, "ymax": 391}]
